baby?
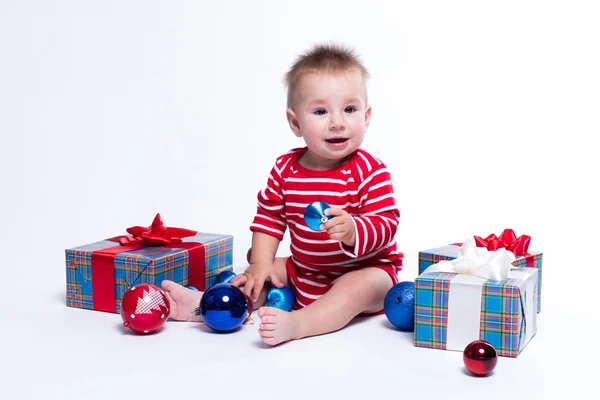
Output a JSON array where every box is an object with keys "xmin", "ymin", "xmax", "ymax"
[{"xmin": 162, "ymin": 43, "xmax": 403, "ymax": 345}]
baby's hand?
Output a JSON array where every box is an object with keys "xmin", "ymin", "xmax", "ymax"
[
  {"xmin": 230, "ymin": 262, "xmax": 284, "ymax": 303},
  {"xmin": 321, "ymin": 208, "xmax": 356, "ymax": 247}
]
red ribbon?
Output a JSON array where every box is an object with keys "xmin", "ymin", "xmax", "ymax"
[
  {"xmin": 473, "ymin": 228, "xmax": 533, "ymax": 267},
  {"xmin": 90, "ymin": 214, "xmax": 203, "ymax": 313},
  {"xmin": 120, "ymin": 213, "xmax": 197, "ymax": 246}
]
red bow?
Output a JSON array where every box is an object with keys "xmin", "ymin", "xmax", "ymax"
[
  {"xmin": 473, "ymin": 228, "xmax": 531, "ymax": 257},
  {"xmin": 119, "ymin": 213, "xmax": 197, "ymax": 246}
]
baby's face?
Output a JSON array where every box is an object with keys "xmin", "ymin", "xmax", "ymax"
[{"xmin": 290, "ymin": 69, "xmax": 370, "ymax": 168}]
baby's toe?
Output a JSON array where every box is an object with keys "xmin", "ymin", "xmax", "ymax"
[
  {"xmin": 259, "ymin": 329, "xmax": 275, "ymax": 339},
  {"xmin": 161, "ymin": 280, "xmax": 176, "ymax": 291},
  {"xmin": 258, "ymin": 306, "xmax": 279, "ymax": 317},
  {"xmin": 261, "ymin": 336, "xmax": 279, "ymax": 346},
  {"xmin": 260, "ymin": 323, "xmax": 276, "ymax": 331},
  {"xmin": 259, "ymin": 315, "xmax": 277, "ymax": 324}
]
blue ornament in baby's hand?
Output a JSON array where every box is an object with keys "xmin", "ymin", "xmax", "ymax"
[
  {"xmin": 304, "ymin": 201, "xmax": 333, "ymax": 231},
  {"xmin": 265, "ymin": 286, "xmax": 295, "ymax": 311},
  {"xmin": 384, "ymin": 281, "xmax": 415, "ymax": 331}
]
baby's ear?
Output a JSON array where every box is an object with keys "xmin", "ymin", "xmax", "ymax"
[
  {"xmin": 286, "ymin": 108, "xmax": 302, "ymax": 137},
  {"xmin": 364, "ymin": 106, "xmax": 372, "ymax": 130}
]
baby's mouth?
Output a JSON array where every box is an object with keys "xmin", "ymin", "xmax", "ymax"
[{"xmin": 325, "ymin": 138, "xmax": 348, "ymax": 143}]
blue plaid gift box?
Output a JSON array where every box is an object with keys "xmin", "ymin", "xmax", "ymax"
[
  {"xmin": 414, "ymin": 242, "xmax": 538, "ymax": 358},
  {"xmin": 419, "ymin": 243, "xmax": 543, "ymax": 313},
  {"xmin": 66, "ymin": 232, "xmax": 233, "ymax": 313}
]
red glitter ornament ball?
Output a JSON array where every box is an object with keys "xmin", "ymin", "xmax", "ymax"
[
  {"xmin": 463, "ymin": 340, "xmax": 498, "ymax": 376},
  {"xmin": 120, "ymin": 283, "xmax": 171, "ymax": 334}
]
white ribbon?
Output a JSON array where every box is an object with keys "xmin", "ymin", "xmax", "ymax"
[
  {"xmin": 423, "ymin": 238, "xmax": 515, "ymax": 280},
  {"xmin": 421, "ymin": 238, "xmax": 537, "ymax": 353}
]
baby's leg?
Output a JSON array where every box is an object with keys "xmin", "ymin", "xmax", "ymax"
[
  {"xmin": 160, "ymin": 280, "xmax": 204, "ymax": 321},
  {"xmin": 258, "ymin": 267, "xmax": 393, "ymax": 346},
  {"xmin": 162, "ymin": 256, "xmax": 289, "ymax": 321}
]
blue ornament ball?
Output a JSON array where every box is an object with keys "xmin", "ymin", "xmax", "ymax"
[
  {"xmin": 384, "ymin": 281, "xmax": 415, "ymax": 331},
  {"xmin": 213, "ymin": 270, "xmax": 237, "ymax": 286},
  {"xmin": 187, "ymin": 286, "xmax": 198, "ymax": 291},
  {"xmin": 200, "ymin": 283, "xmax": 249, "ymax": 332},
  {"xmin": 304, "ymin": 201, "xmax": 333, "ymax": 231},
  {"xmin": 265, "ymin": 286, "xmax": 295, "ymax": 311}
]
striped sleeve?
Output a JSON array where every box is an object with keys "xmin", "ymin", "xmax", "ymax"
[
  {"xmin": 341, "ymin": 152, "xmax": 400, "ymax": 258},
  {"xmin": 249, "ymin": 156, "xmax": 290, "ymax": 241}
]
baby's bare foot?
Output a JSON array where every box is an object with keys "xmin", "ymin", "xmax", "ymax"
[
  {"xmin": 161, "ymin": 280, "xmax": 203, "ymax": 321},
  {"xmin": 257, "ymin": 307, "xmax": 301, "ymax": 346}
]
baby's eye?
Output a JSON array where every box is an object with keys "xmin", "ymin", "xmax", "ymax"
[
  {"xmin": 344, "ymin": 106, "xmax": 357, "ymax": 113},
  {"xmin": 314, "ymin": 109, "xmax": 327, "ymax": 115}
]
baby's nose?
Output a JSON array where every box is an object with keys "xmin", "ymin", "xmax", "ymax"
[{"xmin": 329, "ymin": 114, "xmax": 346, "ymax": 130}]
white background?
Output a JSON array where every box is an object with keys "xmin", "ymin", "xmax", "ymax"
[{"xmin": 1, "ymin": 1, "xmax": 598, "ymax": 399}]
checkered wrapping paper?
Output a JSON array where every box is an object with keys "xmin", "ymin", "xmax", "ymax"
[
  {"xmin": 413, "ymin": 273, "xmax": 453, "ymax": 350},
  {"xmin": 419, "ymin": 244, "xmax": 543, "ymax": 313},
  {"xmin": 65, "ymin": 232, "xmax": 233, "ymax": 313},
  {"xmin": 415, "ymin": 272, "xmax": 531, "ymax": 358},
  {"xmin": 479, "ymin": 279, "xmax": 523, "ymax": 357}
]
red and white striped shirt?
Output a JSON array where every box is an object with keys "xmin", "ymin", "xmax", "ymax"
[{"xmin": 250, "ymin": 147, "xmax": 403, "ymax": 308}]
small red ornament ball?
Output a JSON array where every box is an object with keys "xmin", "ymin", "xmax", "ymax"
[
  {"xmin": 120, "ymin": 283, "xmax": 171, "ymax": 334},
  {"xmin": 463, "ymin": 340, "xmax": 498, "ymax": 376}
]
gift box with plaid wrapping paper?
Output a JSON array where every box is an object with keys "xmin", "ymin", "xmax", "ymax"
[
  {"xmin": 418, "ymin": 229, "xmax": 543, "ymax": 313},
  {"xmin": 65, "ymin": 214, "xmax": 233, "ymax": 313},
  {"xmin": 414, "ymin": 238, "xmax": 538, "ymax": 358}
]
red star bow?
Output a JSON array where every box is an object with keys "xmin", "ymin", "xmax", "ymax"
[
  {"xmin": 120, "ymin": 213, "xmax": 197, "ymax": 246},
  {"xmin": 473, "ymin": 228, "xmax": 531, "ymax": 258}
]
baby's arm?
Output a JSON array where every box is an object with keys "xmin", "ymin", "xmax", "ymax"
[
  {"xmin": 336, "ymin": 165, "xmax": 399, "ymax": 258},
  {"xmin": 236, "ymin": 231, "xmax": 284, "ymax": 302},
  {"xmin": 237, "ymin": 158, "xmax": 289, "ymax": 302}
]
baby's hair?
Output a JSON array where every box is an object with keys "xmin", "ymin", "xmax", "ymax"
[{"xmin": 285, "ymin": 43, "xmax": 369, "ymax": 108}]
